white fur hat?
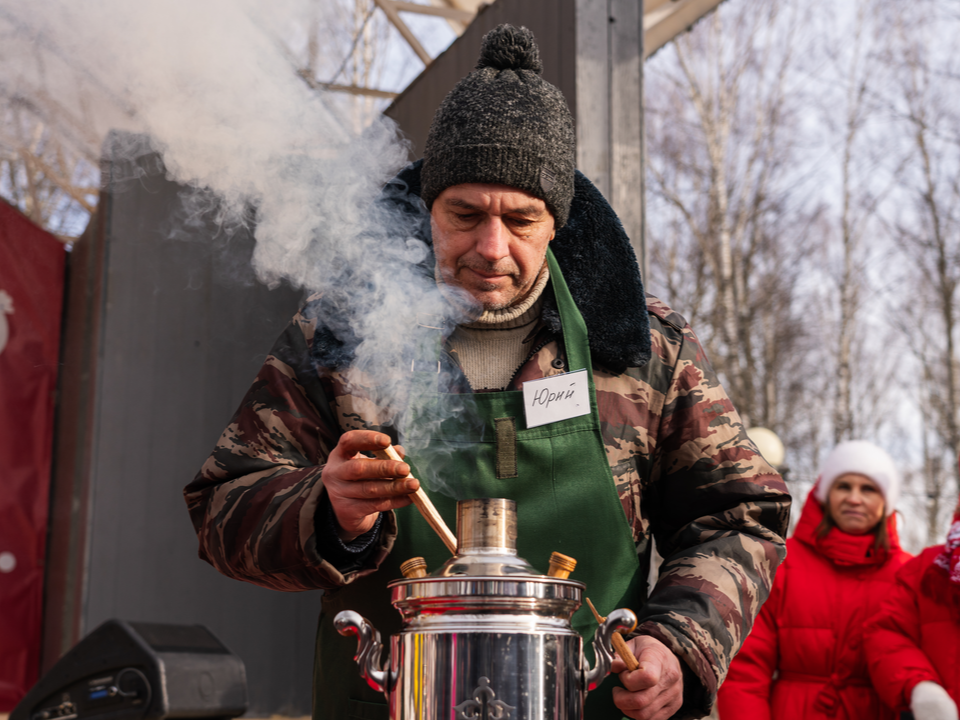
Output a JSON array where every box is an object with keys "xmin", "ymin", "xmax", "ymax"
[{"xmin": 814, "ymin": 440, "xmax": 900, "ymax": 515}]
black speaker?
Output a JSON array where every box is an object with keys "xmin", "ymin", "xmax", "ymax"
[{"xmin": 12, "ymin": 620, "xmax": 247, "ymax": 720}]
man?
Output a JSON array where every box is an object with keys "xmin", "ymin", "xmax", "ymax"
[{"xmin": 185, "ymin": 24, "xmax": 790, "ymax": 720}]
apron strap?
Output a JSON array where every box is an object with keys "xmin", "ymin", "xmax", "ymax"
[{"xmin": 546, "ymin": 247, "xmax": 593, "ymax": 377}]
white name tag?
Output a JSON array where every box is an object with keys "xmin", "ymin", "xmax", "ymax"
[{"xmin": 522, "ymin": 369, "xmax": 591, "ymax": 429}]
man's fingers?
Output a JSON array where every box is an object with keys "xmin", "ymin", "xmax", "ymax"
[
  {"xmin": 340, "ymin": 477, "xmax": 419, "ymax": 501},
  {"xmin": 339, "ymin": 456, "xmax": 411, "ymax": 482},
  {"xmin": 619, "ymin": 665, "xmax": 660, "ymax": 693},
  {"xmin": 618, "ymin": 645, "xmax": 663, "ymax": 692},
  {"xmin": 343, "ymin": 493, "xmax": 417, "ymax": 517},
  {"xmin": 611, "ymin": 646, "xmax": 657, "ymax": 686},
  {"xmin": 332, "ymin": 490, "xmax": 417, "ymax": 541},
  {"xmin": 611, "ymin": 685, "xmax": 680, "ymax": 720},
  {"xmin": 324, "ymin": 431, "xmax": 420, "ymax": 540},
  {"xmin": 335, "ymin": 429, "xmax": 393, "ymax": 458},
  {"xmin": 611, "ymin": 636, "xmax": 684, "ymax": 720}
]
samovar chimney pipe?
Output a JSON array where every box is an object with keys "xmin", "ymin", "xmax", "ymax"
[{"xmin": 456, "ymin": 498, "xmax": 517, "ymax": 554}]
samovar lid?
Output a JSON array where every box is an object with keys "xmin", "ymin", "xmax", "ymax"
[
  {"xmin": 388, "ymin": 574, "xmax": 584, "ymax": 625},
  {"xmin": 389, "ymin": 498, "xmax": 585, "ymax": 617}
]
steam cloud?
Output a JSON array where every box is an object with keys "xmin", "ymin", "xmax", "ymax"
[{"xmin": 1, "ymin": 0, "xmax": 472, "ymax": 495}]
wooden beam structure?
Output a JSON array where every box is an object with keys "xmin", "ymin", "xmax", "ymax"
[
  {"xmin": 644, "ymin": 0, "xmax": 726, "ymax": 59},
  {"xmin": 373, "ymin": 0, "xmax": 434, "ymax": 65},
  {"xmin": 360, "ymin": 0, "xmax": 726, "ymax": 73},
  {"xmin": 320, "ymin": 82, "xmax": 398, "ymax": 100},
  {"xmin": 390, "ymin": 1, "xmax": 475, "ymax": 22}
]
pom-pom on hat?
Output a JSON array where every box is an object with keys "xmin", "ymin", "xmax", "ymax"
[
  {"xmin": 420, "ymin": 24, "xmax": 576, "ymax": 227},
  {"xmin": 814, "ymin": 440, "xmax": 900, "ymax": 515}
]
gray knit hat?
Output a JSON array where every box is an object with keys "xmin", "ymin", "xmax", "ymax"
[{"xmin": 420, "ymin": 24, "xmax": 576, "ymax": 228}]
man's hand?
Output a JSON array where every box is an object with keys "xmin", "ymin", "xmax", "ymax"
[
  {"xmin": 610, "ymin": 635, "xmax": 684, "ymax": 720},
  {"xmin": 322, "ymin": 430, "xmax": 418, "ymax": 542}
]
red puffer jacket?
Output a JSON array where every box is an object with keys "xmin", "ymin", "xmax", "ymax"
[
  {"xmin": 716, "ymin": 491, "xmax": 911, "ymax": 720},
  {"xmin": 864, "ymin": 546, "xmax": 960, "ymax": 712}
]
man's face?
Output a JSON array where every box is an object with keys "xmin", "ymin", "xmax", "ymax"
[{"xmin": 430, "ymin": 183, "xmax": 555, "ymax": 311}]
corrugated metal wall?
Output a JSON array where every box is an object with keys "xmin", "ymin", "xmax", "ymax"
[{"xmin": 45, "ymin": 135, "xmax": 317, "ymax": 716}]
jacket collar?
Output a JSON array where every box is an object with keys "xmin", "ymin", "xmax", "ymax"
[{"xmin": 381, "ymin": 160, "xmax": 651, "ymax": 372}]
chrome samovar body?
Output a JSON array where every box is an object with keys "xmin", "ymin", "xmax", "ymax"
[{"xmin": 335, "ymin": 498, "xmax": 636, "ymax": 720}]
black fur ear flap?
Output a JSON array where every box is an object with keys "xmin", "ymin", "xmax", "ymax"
[
  {"xmin": 549, "ymin": 171, "xmax": 651, "ymax": 372},
  {"xmin": 392, "ymin": 161, "xmax": 651, "ymax": 372}
]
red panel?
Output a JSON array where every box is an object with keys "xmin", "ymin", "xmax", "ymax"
[{"xmin": 0, "ymin": 202, "xmax": 66, "ymax": 710}]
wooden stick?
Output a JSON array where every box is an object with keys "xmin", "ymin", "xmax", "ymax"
[
  {"xmin": 586, "ymin": 597, "xmax": 640, "ymax": 672},
  {"xmin": 374, "ymin": 445, "xmax": 458, "ymax": 554}
]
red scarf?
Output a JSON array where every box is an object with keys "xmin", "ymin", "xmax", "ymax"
[
  {"xmin": 920, "ymin": 509, "xmax": 960, "ymax": 620},
  {"xmin": 793, "ymin": 491, "xmax": 898, "ymax": 567},
  {"xmin": 933, "ymin": 511, "xmax": 960, "ymax": 584}
]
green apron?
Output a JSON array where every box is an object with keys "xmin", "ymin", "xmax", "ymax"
[{"xmin": 315, "ymin": 249, "xmax": 645, "ymax": 720}]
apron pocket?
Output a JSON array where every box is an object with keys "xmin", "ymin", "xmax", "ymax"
[{"xmin": 347, "ymin": 698, "xmax": 389, "ymax": 720}]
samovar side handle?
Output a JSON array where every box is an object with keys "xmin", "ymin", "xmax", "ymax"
[
  {"xmin": 334, "ymin": 610, "xmax": 394, "ymax": 695},
  {"xmin": 584, "ymin": 608, "xmax": 639, "ymax": 692}
]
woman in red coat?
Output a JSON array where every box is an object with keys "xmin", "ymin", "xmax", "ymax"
[
  {"xmin": 716, "ymin": 440, "xmax": 912, "ymax": 720},
  {"xmin": 865, "ymin": 499, "xmax": 960, "ymax": 720}
]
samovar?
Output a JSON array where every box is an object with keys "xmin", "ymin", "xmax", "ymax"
[{"xmin": 335, "ymin": 498, "xmax": 637, "ymax": 719}]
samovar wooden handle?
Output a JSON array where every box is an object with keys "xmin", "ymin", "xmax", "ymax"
[
  {"xmin": 334, "ymin": 610, "xmax": 394, "ymax": 695},
  {"xmin": 584, "ymin": 608, "xmax": 638, "ymax": 692}
]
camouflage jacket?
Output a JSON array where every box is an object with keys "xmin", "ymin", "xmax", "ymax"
[{"xmin": 184, "ymin": 167, "xmax": 790, "ymax": 717}]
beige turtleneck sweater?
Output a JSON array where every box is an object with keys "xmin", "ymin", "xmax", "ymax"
[{"xmin": 446, "ymin": 265, "xmax": 550, "ymax": 391}]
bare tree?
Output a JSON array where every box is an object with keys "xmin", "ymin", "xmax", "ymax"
[
  {"xmin": 809, "ymin": 0, "xmax": 901, "ymax": 445},
  {"xmin": 0, "ymin": 0, "xmax": 436, "ymax": 237},
  {"xmin": 645, "ymin": 0, "xmax": 816, "ymax": 442},
  {"xmin": 0, "ymin": 118, "xmax": 99, "ymax": 232},
  {"xmin": 0, "ymin": 10, "xmax": 104, "ymax": 236},
  {"xmin": 645, "ymin": 0, "xmax": 922, "ymax": 504},
  {"xmin": 289, "ymin": 0, "xmax": 405, "ymax": 132},
  {"xmin": 829, "ymin": 1, "xmax": 872, "ymax": 443},
  {"xmin": 879, "ymin": 0, "xmax": 960, "ymax": 543}
]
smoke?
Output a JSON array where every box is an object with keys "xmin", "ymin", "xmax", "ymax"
[{"xmin": 0, "ymin": 0, "xmax": 472, "ymax": 495}]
